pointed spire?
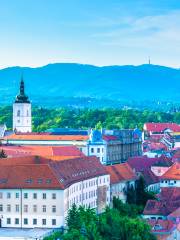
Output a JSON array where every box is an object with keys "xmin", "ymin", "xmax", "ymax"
[
  {"xmin": 20, "ymin": 75, "xmax": 25, "ymax": 95},
  {"xmin": 15, "ymin": 76, "xmax": 30, "ymax": 103}
]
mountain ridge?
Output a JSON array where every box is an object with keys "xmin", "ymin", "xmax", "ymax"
[{"xmin": 0, "ymin": 63, "xmax": 180, "ymax": 107}]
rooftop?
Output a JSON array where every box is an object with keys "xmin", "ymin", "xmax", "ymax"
[
  {"xmin": 143, "ymin": 188, "xmax": 180, "ymax": 216},
  {"xmin": 105, "ymin": 163, "xmax": 136, "ymax": 184},
  {"xmin": 148, "ymin": 219, "xmax": 175, "ymax": 233},
  {"xmin": 0, "ymin": 155, "xmax": 108, "ymax": 189},
  {"xmin": 144, "ymin": 123, "xmax": 180, "ymax": 133},
  {"xmin": 0, "ymin": 145, "xmax": 84, "ymax": 158},
  {"xmin": 5, "ymin": 133, "xmax": 89, "ymax": 141},
  {"xmin": 161, "ymin": 162, "xmax": 180, "ymax": 180}
]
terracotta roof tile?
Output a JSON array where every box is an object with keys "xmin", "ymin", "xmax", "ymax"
[
  {"xmin": 5, "ymin": 134, "xmax": 89, "ymax": 141},
  {"xmin": 161, "ymin": 162, "xmax": 180, "ymax": 180},
  {"xmin": 148, "ymin": 219, "xmax": 175, "ymax": 233},
  {"xmin": 0, "ymin": 155, "xmax": 108, "ymax": 189},
  {"xmin": 105, "ymin": 163, "xmax": 136, "ymax": 184},
  {"xmin": 144, "ymin": 123, "xmax": 180, "ymax": 133},
  {"xmin": 143, "ymin": 188, "xmax": 180, "ymax": 216},
  {"xmin": 0, "ymin": 145, "xmax": 84, "ymax": 158}
]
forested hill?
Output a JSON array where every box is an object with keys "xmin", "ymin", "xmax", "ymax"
[{"xmin": 0, "ymin": 63, "xmax": 180, "ymax": 108}]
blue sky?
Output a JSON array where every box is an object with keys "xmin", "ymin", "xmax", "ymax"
[{"xmin": 1, "ymin": 0, "xmax": 180, "ymax": 68}]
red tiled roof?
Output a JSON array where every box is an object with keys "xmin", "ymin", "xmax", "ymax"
[
  {"xmin": 0, "ymin": 164, "xmax": 63, "ymax": 189},
  {"xmin": 161, "ymin": 162, "xmax": 180, "ymax": 180},
  {"xmin": 0, "ymin": 155, "xmax": 108, "ymax": 189},
  {"xmin": 5, "ymin": 134, "xmax": 89, "ymax": 141},
  {"xmin": 143, "ymin": 199, "xmax": 179, "ymax": 216},
  {"xmin": 128, "ymin": 156, "xmax": 160, "ymax": 171},
  {"xmin": 105, "ymin": 163, "xmax": 136, "ymax": 184},
  {"xmin": 140, "ymin": 169, "xmax": 159, "ymax": 185},
  {"xmin": 148, "ymin": 219, "xmax": 175, "ymax": 233},
  {"xmin": 144, "ymin": 123, "xmax": 180, "ymax": 133},
  {"xmin": 0, "ymin": 145, "xmax": 84, "ymax": 158},
  {"xmin": 158, "ymin": 188, "xmax": 180, "ymax": 202},
  {"xmin": 143, "ymin": 188, "xmax": 180, "ymax": 216},
  {"xmin": 168, "ymin": 207, "xmax": 180, "ymax": 218}
]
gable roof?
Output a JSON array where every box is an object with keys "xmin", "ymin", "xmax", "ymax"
[
  {"xmin": 127, "ymin": 156, "xmax": 160, "ymax": 172},
  {"xmin": 168, "ymin": 207, "xmax": 180, "ymax": 218},
  {"xmin": 0, "ymin": 164, "xmax": 63, "ymax": 189},
  {"xmin": 141, "ymin": 169, "xmax": 160, "ymax": 185},
  {"xmin": 143, "ymin": 199, "xmax": 179, "ymax": 216},
  {"xmin": 161, "ymin": 162, "xmax": 180, "ymax": 180},
  {"xmin": 144, "ymin": 123, "xmax": 180, "ymax": 133},
  {"xmin": 143, "ymin": 188, "xmax": 180, "ymax": 216},
  {"xmin": 105, "ymin": 163, "xmax": 136, "ymax": 184},
  {"xmin": 0, "ymin": 155, "xmax": 108, "ymax": 189}
]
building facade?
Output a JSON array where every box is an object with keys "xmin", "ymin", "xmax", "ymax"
[
  {"xmin": 3, "ymin": 128, "xmax": 142, "ymax": 165},
  {"xmin": 13, "ymin": 78, "xmax": 32, "ymax": 133},
  {"xmin": 105, "ymin": 163, "xmax": 136, "ymax": 203},
  {"xmin": 0, "ymin": 155, "xmax": 110, "ymax": 228}
]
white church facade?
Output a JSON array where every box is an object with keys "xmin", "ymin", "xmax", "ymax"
[{"xmin": 13, "ymin": 78, "xmax": 32, "ymax": 133}]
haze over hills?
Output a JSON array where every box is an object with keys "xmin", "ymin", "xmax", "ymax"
[{"xmin": 0, "ymin": 63, "xmax": 180, "ymax": 109}]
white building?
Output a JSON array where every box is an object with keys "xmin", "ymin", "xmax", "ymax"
[
  {"xmin": 160, "ymin": 162, "xmax": 180, "ymax": 188},
  {"xmin": 13, "ymin": 78, "xmax": 32, "ymax": 133},
  {"xmin": 105, "ymin": 163, "xmax": 136, "ymax": 203},
  {"xmin": 0, "ymin": 155, "xmax": 110, "ymax": 228}
]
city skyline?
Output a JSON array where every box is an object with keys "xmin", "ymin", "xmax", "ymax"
[{"xmin": 1, "ymin": 0, "xmax": 180, "ymax": 68}]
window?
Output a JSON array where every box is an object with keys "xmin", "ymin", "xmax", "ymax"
[
  {"xmin": 17, "ymin": 110, "xmax": 20, "ymax": 117},
  {"xmin": 52, "ymin": 193, "xmax": 56, "ymax": 199},
  {"xmin": 24, "ymin": 218, "xmax": 28, "ymax": 225},
  {"xmin": 15, "ymin": 192, "xmax": 19, "ymax": 198},
  {"xmin": 33, "ymin": 219, "xmax": 37, "ymax": 225},
  {"xmin": 42, "ymin": 193, "xmax": 46, "ymax": 199},
  {"xmin": 0, "ymin": 204, "xmax": 3, "ymax": 212},
  {"xmin": 38, "ymin": 179, "xmax": 43, "ymax": 184},
  {"xmin": 24, "ymin": 193, "xmax": 28, "ymax": 199},
  {"xmin": 42, "ymin": 205, "xmax": 46, "ymax": 213},
  {"xmin": 91, "ymin": 148, "xmax": 94, "ymax": 153},
  {"xmin": 25, "ymin": 179, "xmax": 32, "ymax": 184},
  {"xmin": 33, "ymin": 193, "xmax": 37, "ymax": 199},
  {"xmin": 24, "ymin": 205, "xmax": 28, "ymax": 213},
  {"xmin": 52, "ymin": 219, "xmax": 56, "ymax": 225},
  {"xmin": 15, "ymin": 218, "xmax": 19, "ymax": 225},
  {"xmin": 15, "ymin": 205, "xmax": 19, "ymax": 212},
  {"xmin": 42, "ymin": 219, "xmax": 46, "ymax": 225},
  {"xmin": 7, "ymin": 218, "xmax": 11, "ymax": 224},
  {"xmin": 0, "ymin": 192, "xmax": 3, "ymax": 199},
  {"xmin": 52, "ymin": 205, "xmax": 56, "ymax": 213},
  {"xmin": 7, "ymin": 204, "xmax": 11, "ymax": 212},
  {"xmin": 174, "ymin": 180, "xmax": 176, "ymax": 184},
  {"xmin": 46, "ymin": 179, "xmax": 52, "ymax": 184},
  {"xmin": 33, "ymin": 205, "xmax": 37, "ymax": 213},
  {"xmin": 97, "ymin": 148, "xmax": 100, "ymax": 153},
  {"xmin": 7, "ymin": 192, "xmax": 11, "ymax": 199}
]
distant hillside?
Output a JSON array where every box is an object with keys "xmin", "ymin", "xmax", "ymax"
[{"xmin": 0, "ymin": 63, "xmax": 180, "ymax": 108}]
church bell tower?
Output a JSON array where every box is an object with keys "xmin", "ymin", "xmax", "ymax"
[{"xmin": 13, "ymin": 77, "xmax": 32, "ymax": 133}]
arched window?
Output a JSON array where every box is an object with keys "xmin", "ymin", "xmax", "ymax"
[{"xmin": 17, "ymin": 110, "xmax": 20, "ymax": 117}]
